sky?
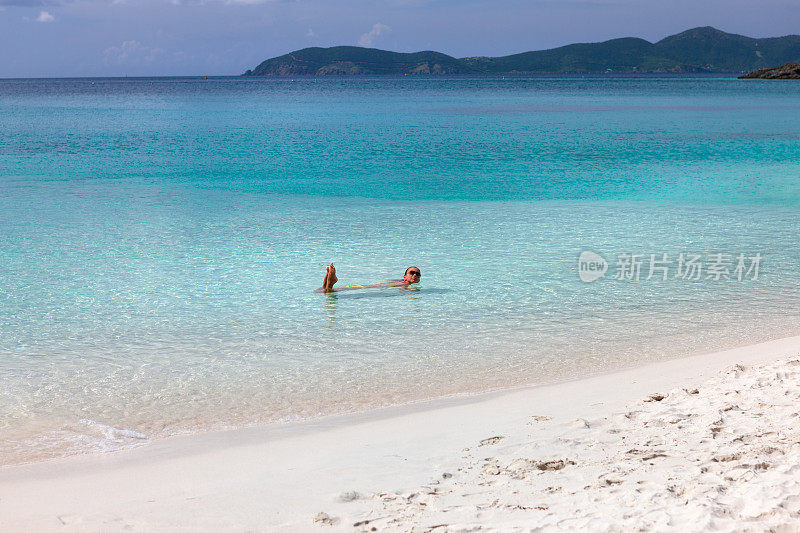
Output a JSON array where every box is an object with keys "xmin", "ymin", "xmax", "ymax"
[{"xmin": 2, "ymin": 0, "xmax": 800, "ymax": 77}]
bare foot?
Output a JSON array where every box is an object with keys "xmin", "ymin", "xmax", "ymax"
[{"xmin": 322, "ymin": 263, "xmax": 338, "ymax": 292}]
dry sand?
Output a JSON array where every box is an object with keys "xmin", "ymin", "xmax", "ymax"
[{"xmin": 1, "ymin": 335, "xmax": 800, "ymax": 532}]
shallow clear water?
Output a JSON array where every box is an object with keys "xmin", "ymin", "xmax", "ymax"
[{"xmin": 2, "ymin": 76, "xmax": 800, "ymax": 464}]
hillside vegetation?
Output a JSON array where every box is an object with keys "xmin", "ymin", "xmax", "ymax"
[{"xmin": 244, "ymin": 27, "xmax": 800, "ymax": 76}]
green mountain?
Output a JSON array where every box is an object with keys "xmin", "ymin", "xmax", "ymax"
[
  {"xmin": 244, "ymin": 46, "xmax": 476, "ymax": 76},
  {"xmin": 243, "ymin": 27, "xmax": 800, "ymax": 76},
  {"xmin": 651, "ymin": 27, "xmax": 800, "ymax": 72}
]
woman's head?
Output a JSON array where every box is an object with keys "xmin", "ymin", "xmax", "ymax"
[{"xmin": 403, "ymin": 266, "xmax": 421, "ymax": 283}]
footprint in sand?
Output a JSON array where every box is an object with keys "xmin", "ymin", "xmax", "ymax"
[
  {"xmin": 338, "ymin": 491, "xmax": 361, "ymax": 502},
  {"xmin": 644, "ymin": 393, "xmax": 668, "ymax": 402},
  {"xmin": 536, "ymin": 459, "xmax": 573, "ymax": 471},
  {"xmin": 482, "ymin": 464, "xmax": 501, "ymax": 476},
  {"xmin": 712, "ymin": 453, "xmax": 741, "ymax": 463},
  {"xmin": 57, "ymin": 515, "xmax": 83, "ymax": 526},
  {"xmin": 479, "ymin": 436, "xmax": 505, "ymax": 446},
  {"xmin": 569, "ymin": 418, "xmax": 590, "ymax": 428},
  {"xmin": 726, "ymin": 364, "xmax": 747, "ymax": 376},
  {"xmin": 313, "ymin": 512, "xmax": 338, "ymax": 526},
  {"xmin": 779, "ymin": 495, "xmax": 800, "ymax": 514}
]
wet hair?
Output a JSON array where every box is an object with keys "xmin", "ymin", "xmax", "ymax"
[{"xmin": 404, "ymin": 266, "xmax": 420, "ymax": 276}]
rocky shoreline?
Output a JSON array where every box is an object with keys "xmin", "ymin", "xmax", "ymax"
[{"xmin": 739, "ymin": 62, "xmax": 800, "ymax": 79}]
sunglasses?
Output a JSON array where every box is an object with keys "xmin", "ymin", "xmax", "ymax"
[{"xmin": 408, "ymin": 271, "xmax": 421, "ymax": 276}]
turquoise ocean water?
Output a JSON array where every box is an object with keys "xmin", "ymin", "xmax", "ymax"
[{"xmin": 2, "ymin": 76, "xmax": 800, "ymax": 464}]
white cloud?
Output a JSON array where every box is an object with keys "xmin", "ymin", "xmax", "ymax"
[
  {"xmin": 103, "ymin": 40, "xmax": 165, "ymax": 65},
  {"xmin": 21, "ymin": 9, "xmax": 54, "ymax": 21},
  {"xmin": 358, "ymin": 23, "xmax": 390, "ymax": 48},
  {"xmin": 104, "ymin": 40, "xmax": 142, "ymax": 63},
  {"xmin": 306, "ymin": 28, "xmax": 317, "ymax": 38}
]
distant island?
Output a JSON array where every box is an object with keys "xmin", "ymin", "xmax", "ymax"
[
  {"xmin": 244, "ymin": 27, "xmax": 800, "ymax": 76},
  {"xmin": 739, "ymin": 62, "xmax": 800, "ymax": 79}
]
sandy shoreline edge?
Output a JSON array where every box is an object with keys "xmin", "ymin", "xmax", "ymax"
[{"xmin": 2, "ymin": 334, "xmax": 799, "ymax": 531}]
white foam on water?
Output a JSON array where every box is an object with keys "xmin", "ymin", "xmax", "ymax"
[
  {"xmin": 77, "ymin": 419, "xmax": 150, "ymax": 448},
  {"xmin": 4, "ymin": 420, "xmax": 151, "ymax": 466}
]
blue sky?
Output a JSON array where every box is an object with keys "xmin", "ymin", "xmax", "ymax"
[{"xmin": 2, "ymin": 0, "xmax": 799, "ymax": 77}]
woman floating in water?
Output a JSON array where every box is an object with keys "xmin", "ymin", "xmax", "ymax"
[{"xmin": 318, "ymin": 263, "xmax": 421, "ymax": 292}]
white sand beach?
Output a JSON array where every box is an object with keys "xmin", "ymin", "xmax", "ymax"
[{"xmin": 1, "ymin": 335, "xmax": 800, "ymax": 532}]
